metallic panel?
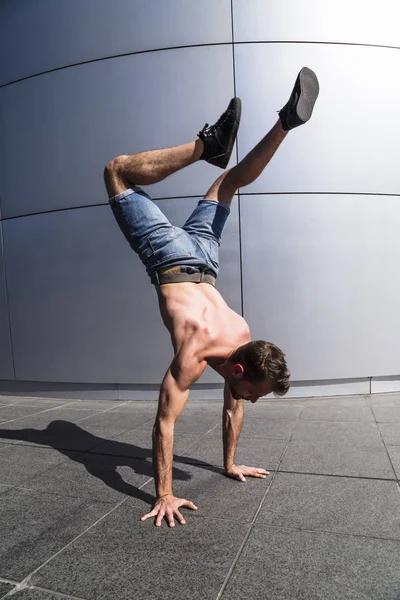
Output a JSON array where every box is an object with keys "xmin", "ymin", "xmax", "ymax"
[
  {"xmin": 241, "ymin": 194, "xmax": 400, "ymax": 381},
  {"xmin": 0, "ymin": 380, "xmax": 118, "ymax": 400},
  {"xmin": 0, "ymin": 224, "xmax": 14, "ymax": 379},
  {"xmin": 371, "ymin": 378, "xmax": 400, "ymax": 394},
  {"xmin": 4, "ymin": 198, "xmax": 240, "ymax": 384},
  {"xmin": 234, "ymin": 43, "xmax": 400, "ymax": 195},
  {"xmin": 0, "ymin": 45, "xmax": 235, "ymax": 219},
  {"xmin": 233, "ymin": 0, "xmax": 400, "ymax": 47},
  {"xmin": 0, "ymin": 0, "xmax": 232, "ymax": 85},
  {"xmin": 287, "ymin": 380, "xmax": 370, "ymax": 398}
]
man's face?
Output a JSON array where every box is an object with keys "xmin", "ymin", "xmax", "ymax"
[{"xmin": 229, "ymin": 378, "xmax": 271, "ymax": 402}]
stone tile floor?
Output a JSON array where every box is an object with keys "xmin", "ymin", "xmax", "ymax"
[{"xmin": 0, "ymin": 392, "xmax": 399, "ymax": 599}]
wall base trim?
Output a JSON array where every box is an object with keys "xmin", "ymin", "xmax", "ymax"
[{"xmin": 0, "ymin": 376, "xmax": 398, "ymax": 400}]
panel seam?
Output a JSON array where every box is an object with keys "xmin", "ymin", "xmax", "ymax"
[
  {"xmin": 4, "ymin": 191, "xmax": 400, "ymax": 223},
  {"xmin": 0, "ymin": 221, "xmax": 16, "ymax": 379},
  {"xmin": 230, "ymin": 0, "xmax": 244, "ymax": 318},
  {"xmin": 1, "ymin": 39, "xmax": 399, "ymax": 89}
]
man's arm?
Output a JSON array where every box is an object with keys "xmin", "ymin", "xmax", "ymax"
[
  {"xmin": 223, "ymin": 380, "xmax": 244, "ymax": 473},
  {"xmin": 141, "ymin": 354, "xmax": 205, "ymax": 527},
  {"xmin": 223, "ymin": 381, "xmax": 270, "ymax": 482}
]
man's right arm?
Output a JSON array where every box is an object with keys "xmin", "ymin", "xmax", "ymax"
[{"xmin": 141, "ymin": 357, "xmax": 204, "ymax": 527}]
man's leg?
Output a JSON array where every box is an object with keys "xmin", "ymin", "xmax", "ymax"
[
  {"xmin": 204, "ymin": 66, "xmax": 319, "ymax": 207},
  {"xmin": 104, "ymin": 140, "xmax": 204, "ymax": 199},
  {"xmin": 104, "ymin": 97, "xmax": 242, "ymax": 199},
  {"xmin": 204, "ymin": 120, "xmax": 287, "ymax": 206}
]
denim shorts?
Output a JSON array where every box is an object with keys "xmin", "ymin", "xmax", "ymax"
[{"xmin": 110, "ymin": 187, "xmax": 230, "ymax": 279}]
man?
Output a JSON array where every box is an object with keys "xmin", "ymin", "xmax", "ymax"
[{"xmin": 104, "ymin": 67, "xmax": 319, "ymax": 527}]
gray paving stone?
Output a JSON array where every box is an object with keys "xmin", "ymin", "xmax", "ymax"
[
  {"xmin": 300, "ymin": 396, "xmax": 367, "ymax": 407},
  {"xmin": 222, "ymin": 527, "xmax": 400, "ymax": 600},
  {"xmin": 247, "ymin": 404, "xmax": 302, "ymax": 420},
  {"xmin": 387, "ymin": 446, "xmax": 400, "ymax": 479},
  {"xmin": 0, "ymin": 484, "xmax": 13, "ymax": 496},
  {"xmin": 0, "ymin": 445, "xmax": 77, "ymax": 486},
  {"xmin": 140, "ymin": 410, "xmax": 220, "ymax": 434},
  {"xmin": 0, "ymin": 487, "xmax": 111, "ymax": 581},
  {"xmin": 1, "ymin": 399, "xmax": 75, "ymax": 409},
  {"xmin": 59, "ymin": 400, "xmax": 127, "ymax": 410},
  {"xmin": 24, "ymin": 452, "xmax": 155, "ymax": 504},
  {"xmin": 92, "ymin": 429, "xmax": 204, "ymax": 459},
  {"xmin": 0, "ymin": 405, "xmax": 54, "ymax": 424},
  {"xmin": 292, "ymin": 420, "xmax": 382, "ymax": 446},
  {"xmin": 69, "ymin": 410, "xmax": 154, "ymax": 441},
  {"xmin": 258, "ymin": 473, "xmax": 400, "ymax": 539},
  {"xmin": 182, "ymin": 432, "xmax": 286, "ymax": 471},
  {"xmin": 108, "ymin": 400, "xmax": 159, "ymax": 412},
  {"xmin": 300, "ymin": 404, "xmax": 373, "ymax": 422},
  {"xmin": 0, "ymin": 409, "xmax": 106, "ymax": 449},
  {"xmin": 0, "ymin": 582, "xmax": 15, "ymax": 597},
  {"xmin": 239, "ymin": 415, "xmax": 296, "ymax": 439},
  {"xmin": 378, "ymin": 423, "xmax": 400, "ymax": 445},
  {"xmin": 171, "ymin": 462, "xmax": 271, "ymax": 523},
  {"xmin": 261, "ymin": 396, "xmax": 366, "ymax": 411},
  {"xmin": 31, "ymin": 500, "xmax": 249, "ymax": 600},
  {"xmin": 5, "ymin": 590, "xmax": 64, "ymax": 600},
  {"xmin": 280, "ymin": 439, "xmax": 395, "ymax": 478},
  {"xmin": 0, "ymin": 395, "xmax": 74, "ymax": 406},
  {"xmin": 371, "ymin": 406, "xmax": 400, "ymax": 422},
  {"xmin": 369, "ymin": 393, "xmax": 400, "ymax": 406}
]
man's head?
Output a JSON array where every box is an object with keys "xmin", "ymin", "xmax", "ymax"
[{"xmin": 228, "ymin": 340, "xmax": 290, "ymax": 402}]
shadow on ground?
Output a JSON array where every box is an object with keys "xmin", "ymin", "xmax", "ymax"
[{"xmin": 0, "ymin": 420, "xmax": 221, "ymax": 506}]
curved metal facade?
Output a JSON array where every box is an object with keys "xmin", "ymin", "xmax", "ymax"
[{"xmin": 0, "ymin": 0, "xmax": 399, "ymax": 394}]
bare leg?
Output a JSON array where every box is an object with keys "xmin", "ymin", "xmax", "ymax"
[
  {"xmin": 204, "ymin": 120, "xmax": 287, "ymax": 207},
  {"xmin": 104, "ymin": 139, "xmax": 204, "ymax": 198}
]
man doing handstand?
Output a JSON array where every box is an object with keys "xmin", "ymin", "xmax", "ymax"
[{"xmin": 104, "ymin": 67, "xmax": 319, "ymax": 527}]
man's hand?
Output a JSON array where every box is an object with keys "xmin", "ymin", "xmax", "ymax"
[
  {"xmin": 140, "ymin": 494, "xmax": 198, "ymax": 527},
  {"xmin": 226, "ymin": 464, "xmax": 270, "ymax": 482}
]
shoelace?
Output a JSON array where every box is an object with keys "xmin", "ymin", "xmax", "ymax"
[{"xmin": 200, "ymin": 109, "xmax": 235, "ymax": 135}]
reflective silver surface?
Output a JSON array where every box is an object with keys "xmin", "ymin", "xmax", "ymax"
[
  {"xmin": 0, "ymin": 45, "xmax": 235, "ymax": 219},
  {"xmin": 235, "ymin": 43, "xmax": 400, "ymax": 195},
  {"xmin": 241, "ymin": 194, "xmax": 400, "ymax": 380},
  {"xmin": 3, "ymin": 198, "xmax": 240, "ymax": 384},
  {"xmin": 0, "ymin": 0, "xmax": 232, "ymax": 85},
  {"xmin": 1, "ymin": 1, "xmax": 399, "ymax": 391},
  {"xmin": 0, "ymin": 223, "xmax": 14, "ymax": 379},
  {"xmin": 233, "ymin": 0, "xmax": 400, "ymax": 47}
]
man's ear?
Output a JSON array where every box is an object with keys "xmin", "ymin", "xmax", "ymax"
[{"xmin": 232, "ymin": 363, "xmax": 244, "ymax": 378}]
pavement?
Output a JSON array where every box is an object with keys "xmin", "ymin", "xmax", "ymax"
[{"xmin": 0, "ymin": 392, "xmax": 399, "ymax": 600}]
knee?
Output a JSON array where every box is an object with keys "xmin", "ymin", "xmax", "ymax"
[
  {"xmin": 104, "ymin": 155, "xmax": 128, "ymax": 180},
  {"xmin": 104, "ymin": 155, "xmax": 129, "ymax": 200}
]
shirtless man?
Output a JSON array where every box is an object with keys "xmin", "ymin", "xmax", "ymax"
[{"xmin": 104, "ymin": 67, "xmax": 319, "ymax": 527}]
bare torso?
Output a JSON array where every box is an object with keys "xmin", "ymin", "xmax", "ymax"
[{"xmin": 156, "ymin": 282, "xmax": 250, "ymax": 375}]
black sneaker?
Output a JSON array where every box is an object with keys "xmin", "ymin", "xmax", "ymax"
[
  {"xmin": 279, "ymin": 67, "xmax": 319, "ymax": 131},
  {"xmin": 198, "ymin": 97, "xmax": 242, "ymax": 169}
]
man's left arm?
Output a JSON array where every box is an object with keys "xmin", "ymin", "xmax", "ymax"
[{"xmin": 223, "ymin": 381, "xmax": 270, "ymax": 481}]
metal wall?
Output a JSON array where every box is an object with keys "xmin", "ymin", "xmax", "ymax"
[{"xmin": 0, "ymin": 0, "xmax": 399, "ymax": 395}]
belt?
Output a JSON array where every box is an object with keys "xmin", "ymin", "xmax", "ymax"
[{"xmin": 151, "ymin": 265, "xmax": 216, "ymax": 286}]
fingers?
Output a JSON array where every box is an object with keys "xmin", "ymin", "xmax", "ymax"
[
  {"xmin": 247, "ymin": 469, "xmax": 270, "ymax": 478},
  {"xmin": 156, "ymin": 509, "xmax": 166, "ymax": 527},
  {"xmin": 176, "ymin": 510, "xmax": 186, "ymax": 525},
  {"xmin": 237, "ymin": 473, "xmax": 246, "ymax": 482},
  {"xmin": 141, "ymin": 499, "xmax": 198, "ymax": 527},
  {"xmin": 140, "ymin": 508, "xmax": 158, "ymax": 522},
  {"xmin": 181, "ymin": 500, "xmax": 198, "ymax": 511},
  {"xmin": 167, "ymin": 511, "xmax": 175, "ymax": 528}
]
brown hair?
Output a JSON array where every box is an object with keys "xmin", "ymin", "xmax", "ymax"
[{"xmin": 231, "ymin": 340, "xmax": 290, "ymax": 397}]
